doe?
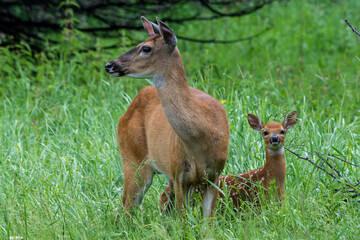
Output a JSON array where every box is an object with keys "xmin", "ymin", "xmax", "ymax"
[{"xmin": 105, "ymin": 17, "xmax": 229, "ymax": 218}]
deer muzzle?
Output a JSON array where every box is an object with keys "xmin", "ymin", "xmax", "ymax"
[
  {"xmin": 105, "ymin": 61, "xmax": 127, "ymax": 77},
  {"xmin": 270, "ymin": 135, "xmax": 280, "ymax": 145}
]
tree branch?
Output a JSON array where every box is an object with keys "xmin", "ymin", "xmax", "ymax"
[
  {"xmin": 177, "ymin": 25, "xmax": 271, "ymax": 44},
  {"xmin": 284, "ymin": 147, "xmax": 338, "ymax": 180},
  {"xmin": 285, "ymin": 146, "xmax": 360, "ymax": 202},
  {"xmin": 0, "ymin": 0, "xmax": 277, "ymax": 48},
  {"xmin": 328, "ymin": 154, "xmax": 359, "ymax": 168},
  {"xmin": 316, "ymin": 153, "xmax": 345, "ymax": 180},
  {"xmin": 345, "ymin": 18, "xmax": 360, "ymax": 37},
  {"xmin": 199, "ymin": 0, "xmax": 275, "ymax": 17}
]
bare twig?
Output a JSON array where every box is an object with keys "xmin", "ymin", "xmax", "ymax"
[
  {"xmin": 327, "ymin": 154, "xmax": 360, "ymax": 168},
  {"xmin": 316, "ymin": 153, "xmax": 344, "ymax": 180},
  {"xmin": 355, "ymin": 181, "xmax": 360, "ymax": 187},
  {"xmin": 284, "ymin": 147, "xmax": 338, "ymax": 180},
  {"xmin": 345, "ymin": 18, "xmax": 360, "ymax": 37},
  {"xmin": 285, "ymin": 147, "xmax": 360, "ymax": 202}
]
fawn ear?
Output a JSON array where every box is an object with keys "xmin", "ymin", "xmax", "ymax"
[
  {"xmin": 282, "ymin": 111, "xmax": 298, "ymax": 130},
  {"xmin": 248, "ymin": 114, "xmax": 264, "ymax": 131},
  {"xmin": 141, "ymin": 16, "xmax": 156, "ymax": 36},
  {"xmin": 157, "ymin": 17, "xmax": 177, "ymax": 50}
]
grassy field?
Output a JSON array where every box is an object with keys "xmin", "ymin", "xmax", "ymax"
[{"xmin": 1, "ymin": 0, "xmax": 360, "ymax": 239}]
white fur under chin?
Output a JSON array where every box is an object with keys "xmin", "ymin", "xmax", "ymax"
[
  {"xmin": 110, "ymin": 72, "xmax": 120, "ymax": 77},
  {"xmin": 153, "ymin": 75, "xmax": 165, "ymax": 88},
  {"xmin": 267, "ymin": 147, "xmax": 284, "ymax": 155},
  {"xmin": 126, "ymin": 73, "xmax": 154, "ymax": 79}
]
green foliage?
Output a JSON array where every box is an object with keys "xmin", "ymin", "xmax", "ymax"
[{"xmin": 0, "ymin": 0, "xmax": 359, "ymax": 239}]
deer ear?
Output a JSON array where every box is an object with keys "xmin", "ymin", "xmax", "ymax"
[
  {"xmin": 156, "ymin": 17, "xmax": 177, "ymax": 50},
  {"xmin": 141, "ymin": 16, "xmax": 156, "ymax": 36},
  {"xmin": 151, "ymin": 22, "xmax": 160, "ymax": 35},
  {"xmin": 282, "ymin": 111, "xmax": 298, "ymax": 130},
  {"xmin": 248, "ymin": 114, "xmax": 264, "ymax": 131}
]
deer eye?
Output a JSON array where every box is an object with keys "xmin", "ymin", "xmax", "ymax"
[
  {"xmin": 263, "ymin": 131, "xmax": 269, "ymax": 136},
  {"xmin": 280, "ymin": 130, "xmax": 285, "ymax": 134},
  {"xmin": 142, "ymin": 46, "xmax": 152, "ymax": 53}
]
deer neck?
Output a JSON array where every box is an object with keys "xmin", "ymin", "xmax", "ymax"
[
  {"xmin": 153, "ymin": 48, "xmax": 205, "ymax": 147},
  {"xmin": 152, "ymin": 49, "xmax": 188, "ymax": 90},
  {"xmin": 264, "ymin": 147, "xmax": 286, "ymax": 199}
]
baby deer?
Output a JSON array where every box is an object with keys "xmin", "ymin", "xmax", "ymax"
[{"xmin": 160, "ymin": 111, "xmax": 298, "ymax": 210}]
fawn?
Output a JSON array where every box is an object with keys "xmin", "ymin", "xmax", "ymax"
[
  {"xmin": 105, "ymin": 17, "xmax": 229, "ymax": 218},
  {"xmin": 160, "ymin": 111, "xmax": 298, "ymax": 210}
]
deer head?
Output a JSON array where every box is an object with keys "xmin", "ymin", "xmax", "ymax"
[
  {"xmin": 247, "ymin": 111, "xmax": 298, "ymax": 152},
  {"xmin": 105, "ymin": 17, "xmax": 178, "ymax": 79}
]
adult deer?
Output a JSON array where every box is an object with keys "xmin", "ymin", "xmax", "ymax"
[
  {"xmin": 105, "ymin": 17, "xmax": 229, "ymax": 218},
  {"xmin": 160, "ymin": 111, "xmax": 298, "ymax": 210}
]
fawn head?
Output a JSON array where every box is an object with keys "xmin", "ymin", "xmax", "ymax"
[
  {"xmin": 105, "ymin": 17, "xmax": 178, "ymax": 79},
  {"xmin": 247, "ymin": 111, "xmax": 298, "ymax": 152}
]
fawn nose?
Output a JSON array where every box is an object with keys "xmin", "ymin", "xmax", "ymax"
[
  {"xmin": 105, "ymin": 62, "xmax": 113, "ymax": 72},
  {"xmin": 270, "ymin": 135, "xmax": 280, "ymax": 145}
]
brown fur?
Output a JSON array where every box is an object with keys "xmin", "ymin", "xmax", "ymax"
[
  {"xmin": 160, "ymin": 111, "xmax": 298, "ymax": 210},
  {"xmin": 106, "ymin": 17, "xmax": 229, "ymax": 218}
]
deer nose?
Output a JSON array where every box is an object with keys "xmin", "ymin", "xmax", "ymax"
[
  {"xmin": 270, "ymin": 136, "xmax": 280, "ymax": 145},
  {"xmin": 105, "ymin": 62, "xmax": 113, "ymax": 72}
]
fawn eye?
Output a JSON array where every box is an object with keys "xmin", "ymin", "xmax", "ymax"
[
  {"xmin": 280, "ymin": 130, "xmax": 285, "ymax": 134},
  {"xmin": 142, "ymin": 46, "xmax": 152, "ymax": 53},
  {"xmin": 263, "ymin": 131, "xmax": 269, "ymax": 136}
]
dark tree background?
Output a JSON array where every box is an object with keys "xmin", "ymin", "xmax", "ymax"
[{"xmin": 0, "ymin": 0, "xmax": 276, "ymax": 50}]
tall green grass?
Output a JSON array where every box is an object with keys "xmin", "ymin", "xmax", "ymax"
[{"xmin": 1, "ymin": 0, "xmax": 359, "ymax": 239}]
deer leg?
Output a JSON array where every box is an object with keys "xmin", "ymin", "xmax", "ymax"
[
  {"xmin": 202, "ymin": 183, "xmax": 219, "ymax": 219},
  {"xmin": 122, "ymin": 159, "xmax": 154, "ymax": 210},
  {"xmin": 173, "ymin": 176, "xmax": 192, "ymax": 215},
  {"xmin": 160, "ymin": 181, "xmax": 176, "ymax": 213}
]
